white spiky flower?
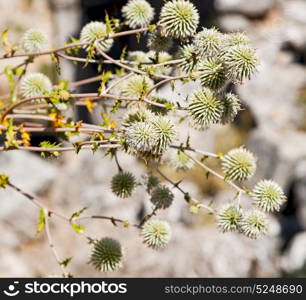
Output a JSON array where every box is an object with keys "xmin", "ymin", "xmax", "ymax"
[
  {"xmin": 122, "ymin": 0, "xmax": 155, "ymax": 29},
  {"xmin": 122, "ymin": 75, "xmax": 154, "ymax": 98},
  {"xmin": 240, "ymin": 210, "xmax": 268, "ymax": 239},
  {"xmin": 193, "ymin": 27, "xmax": 223, "ymax": 56},
  {"xmin": 221, "ymin": 147, "xmax": 257, "ymax": 181},
  {"xmin": 217, "ymin": 204, "xmax": 243, "ymax": 232},
  {"xmin": 220, "ymin": 92, "xmax": 241, "ymax": 124},
  {"xmin": 20, "ymin": 73, "xmax": 52, "ymax": 100},
  {"xmin": 122, "ymin": 109, "xmax": 154, "ymax": 130},
  {"xmin": 20, "ymin": 28, "xmax": 48, "ymax": 53},
  {"xmin": 252, "ymin": 180, "xmax": 286, "ymax": 212},
  {"xmin": 89, "ymin": 238, "xmax": 123, "ymax": 272},
  {"xmin": 224, "ymin": 45, "xmax": 259, "ymax": 83},
  {"xmin": 147, "ymin": 30, "xmax": 173, "ymax": 52},
  {"xmin": 125, "ymin": 121, "xmax": 158, "ymax": 153},
  {"xmin": 80, "ymin": 21, "xmax": 113, "ymax": 52},
  {"xmin": 188, "ymin": 88, "xmax": 224, "ymax": 129},
  {"xmin": 159, "ymin": 0, "xmax": 199, "ymax": 39},
  {"xmin": 222, "ymin": 32, "xmax": 249, "ymax": 48},
  {"xmin": 179, "ymin": 44, "xmax": 199, "ymax": 73},
  {"xmin": 146, "ymin": 51, "xmax": 173, "ymax": 76},
  {"xmin": 142, "ymin": 219, "xmax": 171, "ymax": 249},
  {"xmin": 127, "ymin": 51, "xmax": 150, "ymax": 63},
  {"xmin": 171, "ymin": 150, "xmax": 195, "ymax": 170},
  {"xmin": 197, "ymin": 57, "xmax": 227, "ymax": 90},
  {"xmin": 150, "ymin": 115, "xmax": 176, "ymax": 155}
]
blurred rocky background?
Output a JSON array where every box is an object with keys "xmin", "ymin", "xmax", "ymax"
[{"xmin": 1, "ymin": 0, "xmax": 306, "ymax": 277}]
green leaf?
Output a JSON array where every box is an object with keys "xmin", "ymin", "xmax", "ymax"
[
  {"xmin": 59, "ymin": 257, "xmax": 73, "ymax": 267},
  {"xmin": 4, "ymin": 66, "xmax": 18, "ymax": 103},
  {"xmin": 70, "ymin": 207, "xmax": 88, "ymax": 221},
  {"xmin": 71, "ymin": 223, "xmax": 85, "ymax": 234},
  {"xmin": 148, "ymin": 24, "xmax": 156, "ymax": 32},
  {"xmin": 37, "ymin": 209, "xmax": 45, "ymax": 233},
  {"xmin": 0, "ymin": 174, "xmax": 9, "ymax": 188}
]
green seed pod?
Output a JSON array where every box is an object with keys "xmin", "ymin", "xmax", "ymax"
[
  {"xmin": 89, "ymin": 238, "xmax": 123, "ymax": 272},
  {"xmin": 197, "ymin": 57, "xmax": 227, "ymax": 90},
  {"xmin": 159, "ymin": 0, "xmax": 199, "ymax": 39},
  {"xmin": 20, "ymin": 73, "xmax": 52, "ymax": 100},
  {"xmin": 142, "ymin": 219, "xmax": 171, "ymax": 249},
  {"xmin": 252, "ymin": 180, "xmax": 286, "ymax": 212},
  {"xmin": 111, "ymin": 171, "xmax": 137, "ymax": 198},
  {"xmin": 221, "ymin": 147, "xmax": 257, "ymax": 181},
  {"xmin": 240, "ymin": 210, "xmax": 268, "ymax": 239},
  {"xmin": 217, "ymin": 204, "xmax": 243, "ymax": 232},
  {"xmin": 122, "ymin": 0, "xmax": 155, "ymax": 29},
  {"xmin": 21, "ymin": 28, "xmax": 48, "ymax": 53},
  {"xmin": 188, "ymin": 88, "xmax": 224, "ymax": 129},
  {"xmin": 143, "ymin": 173, "xmax": 160, "ymax": 193},
  {"xmin": 80, "ymin": 21, "xmax": 113, "ymax": 52},
  {"xmin": 150, "ymin": 185, "xmax": 174, "ymax": 209}
]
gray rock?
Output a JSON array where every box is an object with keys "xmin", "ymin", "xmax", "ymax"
[
  {"xmin": 281, "ymin": 232, "xmax": 306, "ymax": 273},
  {"xmin": 215, "ymin": 0, "xmax": 276, "ymax": 17},
  {"xmin": 218, "ymin": 14, "xmax": 251, "ymax": 32}
]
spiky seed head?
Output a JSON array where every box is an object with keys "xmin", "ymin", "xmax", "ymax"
[
  {"xmin": 20, "ymin": 28, "xmax": 48, "ymax": 53},
  {"xmin": 171, "ymin": 150, "xmax": 195, "ymax": 170},
  {"xmin": 150, "ymin": 115, "xmax": 176, "ymax": 155},
  {"xmin": 147, "ymin": 96, "xmax": 171, "ymax": 116},
  {"xmin": 217, "ymin": 204, "xmax": 243, "ymax": 232},
  {"xmin": 193, "ymin": 27, "xmax": 223, "ymax": 56},
  {"xmin": 111, "ymin": 171, "xmax": 137, "ymax": 198},
  {"xmin": 159, "ymin": 0, "xmax": 199, "ymax": 39},
  {"xmin": 122, "ymin": 75, "xmax": 154, "ymax": 98},
  {"xmin": 147, "ymin": 30, "xmax": 173, "ymax": 52},
  {"xmin": 20, "ymin": 73, "xmax": 52, "ymax": 100},
  {"xmin": 122, "ymin": 0, "xmax": 154, "ymax": 29},
  {"xmin": 80, "ymin": 21, "xmax": 113, "ymax": 52},
  {"xmin": 220, "ymin": 92, "xmax": 241, "ymax": 124},
  {"xmin": 142, "ymin": 219, "xmax": 171, "ymax": 249},
  {"xmin": 224, "ymin": 45, "xmax": 259, "ymax": 84},
  {"xmin": 89, "ymin": 238, "xmax": 123, "ymax": 272},
  {"xmin": 122, "ymin": 109, "xmax": 154, "ymax": 130},
  {"xmin": 221, "ymin": 147, "xmax": 257, "ymax": 181},
  {"xmin": 197, "ymin": 57, "xmax": 227, "ymax": 90},
  {"xmin": 125, "ymin": 121, "xmax": 158, "ymax": 153},
  {"xmin": 150, "ymin": 185, "xmax": 174, "ymax": 209},
  {"xmin": 188, "ymin": 88, "xmax": 224, "ymax": 129},
  {"xmin": 240, "ymin": 210, "xmax": 268, "ymax": 239},
  {"xmin": 143, "ymin": 173, "xmax": 160, "ymax": 193},
  {"xmin": 179, "ymin": 44, "xmax": 200, "ymax": 73},
  {"xmin": 222, "ymin": 32, "xmax": 249, "ymax": 48},
  {"xmin": 252, "ymin": 180, "xmax": 286, "ymax": 212}
]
